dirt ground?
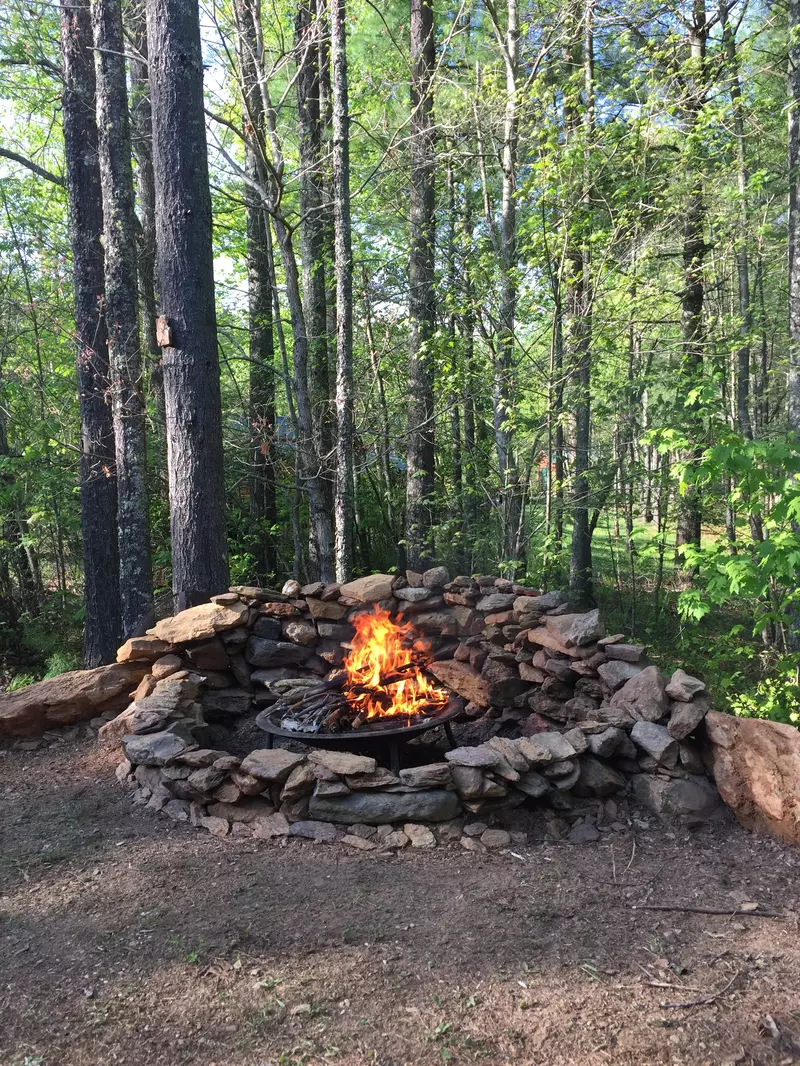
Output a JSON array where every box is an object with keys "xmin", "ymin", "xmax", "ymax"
[{"xmin": 2, "ymin": 733, "xmax": 800, "ymax": 1066}]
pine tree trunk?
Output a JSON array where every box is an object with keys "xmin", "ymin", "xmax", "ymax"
[
  {"xmin": 331, "ymin": 0, "xmax": 354, "ymax": 583},
  {"xmin": 675, "ymin": 0, "xmax": 707, "ymax": 560},
  {"xmin": 236, "ymin": 0, "xmax": 278, "ymax": 582},
  {"xmin": 494, "ymin": 0, "xmax": 521, "ymax": 575},
  {"xmin": 296, "ymin": 0, "xmax": 335, "ymax": 577},
  {"xmin": 59, "ymin": 0, "xmax": 122, "ymax": 665},
  {"xmin": 146, "ymin": 0, "xmax": 229, "ymax": 607},
  {"xmin": 93, "ymin": 0, "xmax": 153, "ymax": 636},
  {"xmin": 567, "ymin": 0, "xmax": 594, "ymax": 604},
  {"xmin": 719, "ymin": 1, "xmax": 753, "ymax": 442},
  {"xmin": 128, "ymin": 0, "xmax": 165, "ymax": 433},
  {"xmin": 405, "ymin": 0, "xmax": 436, "ymax": 570},
  {"xmin": 788, "ymin": 0, "xmax": 800, "ymax": 650}
]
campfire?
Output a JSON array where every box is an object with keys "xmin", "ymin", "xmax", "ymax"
[{"xmin": 266, "ymin": 608, "xmax": 449, "ymax": 734}]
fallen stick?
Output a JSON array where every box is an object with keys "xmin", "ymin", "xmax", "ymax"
[
  {"xmin": 630, "ymin": 903, "xmax": 782, "ymax": 918},
  {"xmin": 659, "ymin": 970, "xmax": 742, "ymax": 1010}
]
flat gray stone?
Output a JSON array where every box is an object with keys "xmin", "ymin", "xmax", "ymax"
[
  {"xmin": 239, "ymin": 748, "xmax": 306, "ymax": 783},
  {"xmin": 289, "ymin": 819, "xmax": 338, "ymax": 842},
  {"xmin": 399, "ymin": 763, "xmax": 453, "ymax": 788},
  {"xmin": 245, "ymin": 637, "xmax": 311, "ymax": 668},
  {"xmin": 422, "ymin": 566, "xmax": 450, "ymax": 589},
  {"xmin": 630, "ymin": 720, "xmax": 678, "ymax": 767},
  {"xmin": 598, "ymin": 660, "xmax": 645, "ymax": 691},
  {"xmin": 515, "ymin": 770, "xmax": 550, "ymax": 797},
  {"xmin": 518, "ymin": 732, "xmax": 576, "ymax": 766},
  {"xmin": 573, "ymin": 755, "xmax": 626, "ymax": 797},
  {"xmin": 308, "ymin": 749, "xmax": 377, "ymax": 776},
  {"xmin": 544, "ymin": 608, "xmax": 604, "ymax": 647},
  {"xmin": 603, "ymin": 643, "xmax": 645, "ymax": 662},
  {"xmin": 476, "ymin": 592, "xmax": 516, "ymax": 612},
  {"xmin": 395, "ymin": 586, "xmax": 436, "ymax": 602},
  {"xmin": 668, "ymin": 695, "xmax": 711, "ymax": 740},
  {"xmin": 122, "ymin": 729, "xmax": 196, "ymax": 767},
  {"xmin": 633, "ymin": 774, "xmax": 724, "ymax": 823},
  {"xmin": 587, "ymin": 726, "xmax": 625, "ymax": 758},
  {"xmin": 309, "ymin": 788, "xmax": 460, "ymax": 825},
  {"xmin": 665, "ymin": 669, "xmax": 707, "ymax": 703},
  {"xmin": 445, "ymin": 745, "xmax": 500, "ymax": 768}
]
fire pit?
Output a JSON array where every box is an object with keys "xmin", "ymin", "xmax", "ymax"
[{"xmin": 255, "ymin": 607, "xmax": 462, "ymax": 772}]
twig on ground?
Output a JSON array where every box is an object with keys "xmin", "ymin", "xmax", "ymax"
[
  {"xmin": 659, "ymin": 969, "xmax": 742, "ymax": 1009},
  {"xmin": 630, "ymin": 903, "xmax": 782, "ymax": 918}
]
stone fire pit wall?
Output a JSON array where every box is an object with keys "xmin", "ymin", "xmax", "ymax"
[
  {"xmin": 0, "ymin": 567, "xmax": 724, "ymax": 845},
  {"xmin": 105, "ymin": 568, "xmax": 723, "ymax": 839}
]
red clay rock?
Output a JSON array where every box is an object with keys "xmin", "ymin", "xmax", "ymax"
[
  {"xmin": 706, "ymin": 710, "xmax": 800, "ymax": 845},
  {"xmin": 428, "ymin": 659, "xmax": 490, "ymax": 708}
]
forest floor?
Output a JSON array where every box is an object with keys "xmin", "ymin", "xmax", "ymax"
[{"xmin": 2, "ymin": 735, "xmax": 800, "ymax": 1066}]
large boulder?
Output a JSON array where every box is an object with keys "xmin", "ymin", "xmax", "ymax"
[
  {"xmin": 705, "ymin": 710, "xmax": 800, "ymax": 845},
  {"xmin": 0, "ymin": 662, "xmax": 147, "ymax": 737},
  {"xmin": 148, "ymin": 600, "xmax": 248, "ymax": 643}
]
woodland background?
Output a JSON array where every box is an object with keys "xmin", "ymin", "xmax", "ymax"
[{"xmin": 0, "ymin": 0, "xmax": 799, "ymax": 725}]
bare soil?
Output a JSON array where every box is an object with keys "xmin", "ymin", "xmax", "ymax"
[{"xmin": 2, "ymin": 732, "xmax": 800, "ymax": 1066}]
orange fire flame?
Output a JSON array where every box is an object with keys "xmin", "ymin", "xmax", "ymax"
[{"xmin": 343, "ymin": 607, "xmax": 448, "ymax": 720}]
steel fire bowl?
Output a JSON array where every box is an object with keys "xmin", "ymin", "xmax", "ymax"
[{"xmin": 255, "ymin": 694, "xmax": 464, "ymax": 749}]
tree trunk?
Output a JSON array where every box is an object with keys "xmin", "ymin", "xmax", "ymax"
[
  {"xmin": 405, "ymin": 0, "xmax": 436, "ymax": 570},
  {"xmin": 235, "ymin": 0, "xmax": 278, "ymax": 583},
  {"xmin": 492, "ymin": 0, "xmax": 521, "ymax": 575},
  {"xmin": 146, "ymin": 0, "xmax": 229, "ymax": 607},
  {"xmin": 567, "ymin": 0, "xmax": 594, "ymax": 604},
  {"xmin": 59, "ymin": 0, "xmax": 122, "ymax": 665},
  {"xmin": 719, "ymin": 2, "xmax": 753, "ymax": 442},
  {"xmin": 788, "ymin": 0, "xmax": 800, "ymax": 649},
  {"xmin": 296, "ymin": 0, "xmax": 334, "ymax": 577},
  {"xmin": 93, "ymin": 0, "xmax": 153, "ymax": 637},
  {"xmin": 128, "ymin": 0, "xmax": 165, "ymax": 432},
  {"xmin": 331, "ymin": 0, "xmax": 354, "ymax": 582},
  {"xmin": 675, "ymin": 0, "xmax": 707, "ymax": 560}
]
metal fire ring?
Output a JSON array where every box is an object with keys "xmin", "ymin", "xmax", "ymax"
[{"xmin": 255, "ymin": 695, "xmax": 464, "ymax": 773}]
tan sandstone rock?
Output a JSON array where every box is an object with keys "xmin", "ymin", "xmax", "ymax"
[
  {"xmin": 337, "ymin": 573, "xmax": 395, "ymax": 603},
  {"xmin": 706, "ymin": 710, "xmax": 800, "ymax": 845},
  {"xmin": 148, "ymin": 600, "xmax": 248, "ymax": 644},
  {"xmin": 0, "ymin": 662, "xmax": 147, "ymax": 737}
]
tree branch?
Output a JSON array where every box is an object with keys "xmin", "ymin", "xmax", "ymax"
[{"xmin": 0, "ymin": 147, "xmax": 65, "ymax": 187}]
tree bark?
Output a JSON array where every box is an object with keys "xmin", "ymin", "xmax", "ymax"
[
  {"xmin": 59, "ymin": 0, "xmax": 122, "ymax": 665},
  {"xmin": 491, "ymin": 0, "xmax": 522, "ymax": 575},
  {"xmin": 234, "ymin": 0, "xmax": 278, "ymax": 583},
  {"xmin": 788, "ymin": 0, "xmax": 800, "ymax": 649},
  {"xmin": 331, "ymin": 0, "xmax": 354, "ymax": 582},
  {"xmin": 567, "ymin": 0, "xmax": 594, "ymax": 604},
  {"xmin": 296, "ymin": 0, "xmax": 335, "ymax": 578},
  {"xmin": 675, "ymin": 0, "xmax": 707, "ymax": 559},
  {"xmin": 146, "ymin": 0, "xmax": 229, "ymax": 607},
  {"xmin": 791, "ymin": 0, "xmax": 800, "ymax": 436},
  {"xmin": 128, "ymin": 0, "xmax": 165, "ymax": 432},
  {"xmin": 405, "ymin": 0, "xmax": 436, "ymax": 570},
  {"xmin": 93, "ymin": 0, "xmax": 153, "ymax": 637},
  {"xmin": 719, "ymin": 1, "xmax": 752, "ymax": 442}
]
